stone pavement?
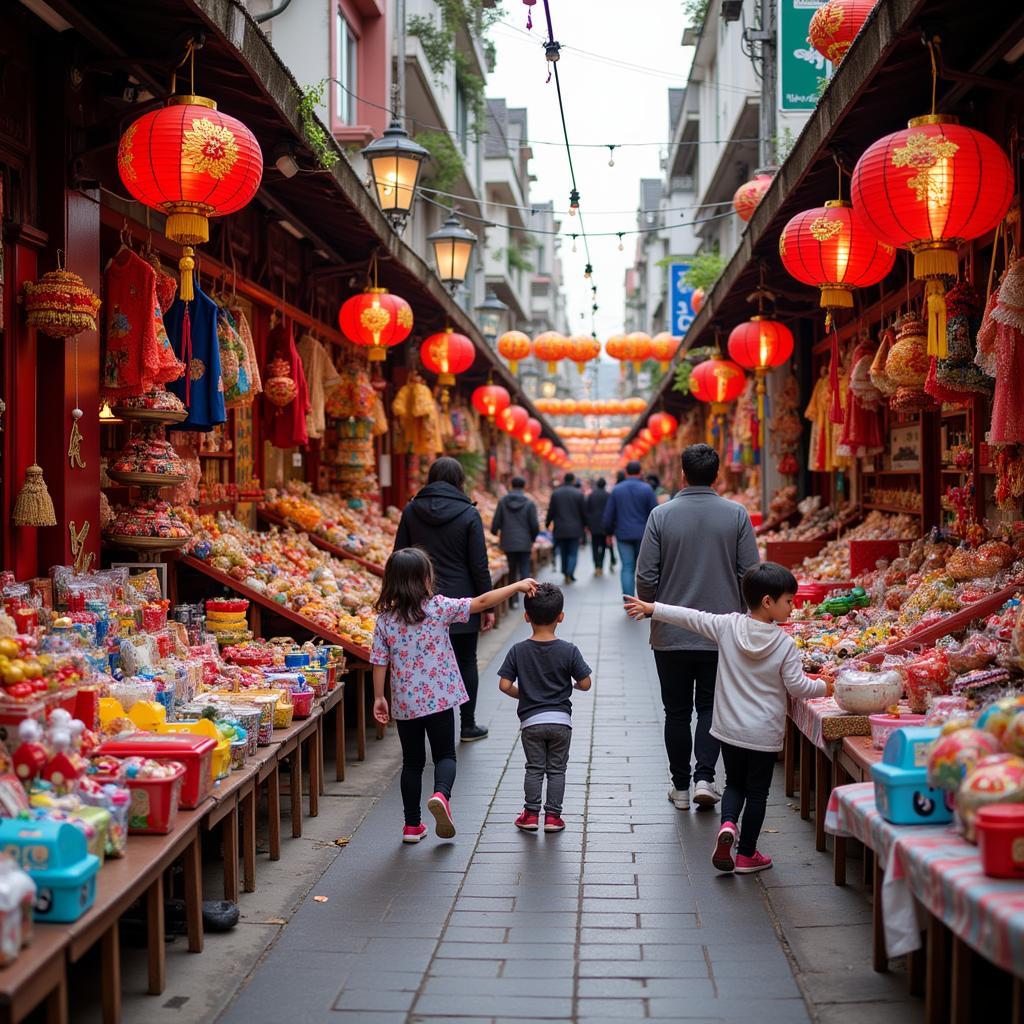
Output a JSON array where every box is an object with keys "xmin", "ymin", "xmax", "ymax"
[{"xmin": 221, "ymin": 553, "xmax": 919, "ymax": 1024}]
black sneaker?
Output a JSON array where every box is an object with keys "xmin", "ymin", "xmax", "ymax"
[{"xmin": 460, "ymin": 724, "xmax": 489, "ymax": 742}]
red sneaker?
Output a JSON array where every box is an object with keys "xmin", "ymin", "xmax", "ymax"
[
  {"xmin": 543, "ymin": 814, "xmax": 566, "ymax": 833},
  {"xmin": 402, "ymin": 823, "xmax": 427, "ymax": 844},
  {"xmin": 712, "ymin": 823, "xmax": 737, "ymax": 872},
  {"xmin": 427, "ymin": 792, "xmax": 456, "ymax": 839},
  {"xmin": 735, "ymin": 851, "xmax": 773, "ymax": 874},
  {"xmin": 515, "ymin": 810, "xmax": 539, "ymax": 832}
]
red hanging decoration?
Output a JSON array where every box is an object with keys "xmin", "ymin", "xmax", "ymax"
[
  {"xmin": 650, "ymin": 332, "xmax": 682, "ymax": 371},
  {"xmin": 533, "ymin": 331, "xmax": 568, "ymax": 374},
  {"xmin": 518, "ymin": 416, "xmax": 542, "ymax": 445},
  {"xmin": 339, "ymin": 287, "xmax": 414, "ymax": 361},
  {"xmin": 689, "ymin": 355, "xmax": 747, "ymax": 405},
  {"xmin": 733, "ymin": 168, "xmax": 775, "ymax": 222},
  {"xmin": 727, "ymin": 318, "xmax": 794, "ymax": 372},
  {"xmin": 647, "ymin": 412, "xmax": 678, "ymax": 440},
  {"xmin": 497, "ymin": 330, "xmax": 531, "ymax": 373},
  {"xmin": 808, "ymin": 0, "xmax": 878, "ymax": 66},
  {"xmin": 497, "ymin": 404, "xmax": 529, "ymax": 436},
  {"xmin": 471, "ymin": 384, "xmax": 511, "ymax": 422},
  {"xmin": 419, "ymin": 328, "xmax": 475, "ymax": 387},
  {"xmin": 567, "ymin": 334, "xmax": 601, "ymax": 375}
]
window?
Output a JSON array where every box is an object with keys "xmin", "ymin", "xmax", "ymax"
[
  {"xmin": 455, "ymin": 84, "xmax": 469, "ymax": 155},
  {"xmin": 334, "ymin": 10, "xmax": 358, "ymax": 125}
]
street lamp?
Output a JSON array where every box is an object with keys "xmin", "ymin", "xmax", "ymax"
[
  {"xmin": 361, "ymin": 120, "xmax": 429, "ymax": 229},
  {"xmin": 475, "ymin": 288, "xmax": 508, "ymax": 344},
  {"xmin": 540, "ymin": 380, "xmax": 558, "ymax": 399},
  {"xmin": 428, "ymin": 211, "xmax": 477, "ymax": 290}
]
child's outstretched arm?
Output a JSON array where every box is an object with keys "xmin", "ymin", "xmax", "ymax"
[
  {"xmin": 625, "ymin": 597, "xmax": 724, "ymax": 641},
  {"xmin": 470, "ymin": 577, "xmax": 538, "ymax": 615},
  {"xmin": 372, "ymin": 665, "xmax": 389, "ymax": 725},
  {"xmin": 499, "ymin": 677, "xmax": 519, "ymax": 699}
]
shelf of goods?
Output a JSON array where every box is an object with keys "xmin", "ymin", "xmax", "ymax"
[{"xmin": 258, "ymin": 510, "xmax": 385, "ymax": 577}]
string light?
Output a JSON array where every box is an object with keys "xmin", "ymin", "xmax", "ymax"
[
  {"xmin": 584, "ymin": 263, "xmax": 592, "ymax": 280},
  {"xmin": 568, "ymin": 189, "xmax": 580, "ymax": 216},
  {"xmin": 617, "ymin": 233, "xmax": 624, "ymax": 251},
  {"xmin": 571, "ymin": 235, "xmax": 577, "ymax": 253},
  {"xmin": 607, "ymin": 145, "xmax": 616, "ymax": 167}
]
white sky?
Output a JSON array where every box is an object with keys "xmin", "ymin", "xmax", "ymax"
[{"xmin": 487, "ymin": 0, "xmax": 694, "ymax": 341}]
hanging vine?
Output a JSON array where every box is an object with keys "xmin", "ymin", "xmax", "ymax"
[{"xmin": 297, "ymin": 80, "xmax": 340, "ymax": 169}]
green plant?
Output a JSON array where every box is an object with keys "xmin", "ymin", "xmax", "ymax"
[
  {"xmin": 453, "ymin": 449, "xmax": 486, "ymax": 486},
  {"xmin": 815, "ymin": 75, "xmax": 831, "ymax": 98},
  {"xmin": 681, "ymin": 0, "xmax": 710, "ymax": 29},
  {"xmin": 506, "ymin": 243, "xmax": 534, "ymax": 274},
  {"xmin": 415, "ymin": 130, "xmax": 465, "ymax": 202},
  {"xmin": 672, "ymin": 346, "xmax": 714, "ymax": 396},
  {"xmin": 770, "ymin": 127, "xmax": 797, "ymax": 164},
  {"xmin": 297, "ymin": 80, "xmax": 339, "ymax": 170},
  {"xmin": 684, "ymin": 251, "xmax": 726, "ymax": 292}
]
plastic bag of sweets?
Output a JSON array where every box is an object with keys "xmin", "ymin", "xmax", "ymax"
[{"xmin": 905, "ymin": 649, "xmax": 952, "ymax": 714}]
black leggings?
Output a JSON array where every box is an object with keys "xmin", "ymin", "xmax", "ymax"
[
  {"xmin": 591, "ymin": 534, "xmax": 608, "ymax": 569},
  {"xmin": 720, "ymin": 742, "xmax": 777, "ymax": 857},
  {"xmin": 396, "ymin": 708, "xmax": 457, "ymax": 826},
  {"xmin": 449, "ymin": 631, "xmax": 479, "ymax": 728}
]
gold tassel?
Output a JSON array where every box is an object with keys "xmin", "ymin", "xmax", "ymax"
[
  {"xmin": 178, "ymin": 248, "xmax": 196, "ymax": 302},
  {"xmin": 820, "ymin": 286, "xmax": 853, "ymax": 309},
  {"xmin": 913, "ymin": 244, "xmax": 958, "ymax": 280},
  {"xmin": 925, "ymin": 279, "xmax": 948, "ymax": 358},
  {"xmin": 12, "ymin": 464, "xmax": 57, "ymax": 527}
]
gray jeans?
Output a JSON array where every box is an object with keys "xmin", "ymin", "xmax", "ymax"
[{"xmin": 521, "ymin": 723, "xmax": 572, "ymax": 815}]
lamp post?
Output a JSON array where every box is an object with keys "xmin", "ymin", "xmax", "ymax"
[
  {"xmin": 361, "ymin": 120, "xmax": 429, "ymax": 231},
  {"xmin": 475, "ymin": 288, "xmax": 508, "ymax": 345},
  {"xmin": 428, "ymin": 211, "xmax": 477, "ymax": 291}
]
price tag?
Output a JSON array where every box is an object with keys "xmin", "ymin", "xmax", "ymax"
[{"xmin": 291, "ymin": 452, "xmax": 303, "ymax": 468}]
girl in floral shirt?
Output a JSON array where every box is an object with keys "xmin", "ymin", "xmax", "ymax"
[{"xmin": 372, "ymin": 548, "xmax": 536, "ymax": 843}]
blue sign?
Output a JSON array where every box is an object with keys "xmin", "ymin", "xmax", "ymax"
[{"xmin": 669, "ymin": 263, "xmax": 696, "ymax": 336}]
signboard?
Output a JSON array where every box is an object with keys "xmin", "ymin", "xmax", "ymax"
[
  {"xmin": 669, "ymin": 263, "xmax": 696, "ymax": 336},
  {"xmin": 779, "ymin": 0, "xmax": 828, "ymax": 111}
]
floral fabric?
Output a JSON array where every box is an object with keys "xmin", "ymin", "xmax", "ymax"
[{"xmin": 370, "ymin": 595, "xmax": 471, "ymax": 720}]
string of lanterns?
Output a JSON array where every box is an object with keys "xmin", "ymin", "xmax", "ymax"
[{"xmin": 534, "ymin": 398, "xmax": 648, "ymax": 416}]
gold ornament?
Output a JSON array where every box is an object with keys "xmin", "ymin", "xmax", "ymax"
[
  {"xmin": 182, "ymin": 117, "xmax": 239, "ymax": 180},
  {"xmin": 69, "ymin": 519, "xmax": 94, "ymax": 574},
  {"xmin": 809, "ymin": 216, "xmax": 844, "ymax": 242},
  {"xmin": 892, "ymin": 133, "xmax": 960, "ymax": 205}
]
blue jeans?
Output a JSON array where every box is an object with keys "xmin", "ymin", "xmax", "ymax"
[
  {"xmin": 617, "ymin": 539, "xmax": 640, "ymax": 594},
  {"xmin": 556, "ymin": 538, "xmax": 579, "ymax": 579}
]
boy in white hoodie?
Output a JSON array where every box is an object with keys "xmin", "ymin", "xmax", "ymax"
[{"xmin": 625, "ymin": 563, "xmax": 830, "ymax": 874}]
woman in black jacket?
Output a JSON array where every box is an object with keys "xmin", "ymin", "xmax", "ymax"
[
  {"xmin": 585, "ymin": 478, "xmax": 611, "ymax": 576},
  {"xmin": 394, "ymin": 457, "xmax": 492, "ymax": 742}
]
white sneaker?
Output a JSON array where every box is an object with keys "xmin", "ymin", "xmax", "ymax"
[
  {"xmin": 693, "ymin": 781, "xmax": 721, "ymax": 807},
  {"xmin": 667, "ymin": 787, "xmax": 690, "ymax": 810}
]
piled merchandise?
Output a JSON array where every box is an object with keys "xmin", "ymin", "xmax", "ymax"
[
  {"xmin": 758, "ymin": 497, "xmax": 857, "ymax": 546},
  {"xmin": 794, "ymin": 511, "xmax": 918, "ymax": 580},
  {"xmin": 471, "ymin": 490, "xmax": 511, "ymax": 579},
  {"xmin": 323, "ymin": 364, "xmax": 387, "ymax": 504}
]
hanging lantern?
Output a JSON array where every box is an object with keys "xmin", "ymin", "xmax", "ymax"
[
  {"xmin": 650, "ymin": 332, "xmax": 682, "ymax": 372},
  {"xmin": 733, "ymin": 168, "xmax": 775, "ymax": 222},
  {"xmin": 361, "ymin": 120, "xmax": 429, "ymax": 228},
  {"xmin": 561, "ymin": 400, "xmax": 579, "ymax": 417},
  {"xmin": 626, "ymin": 398, "xmax": 647, "ymax": 414},
  {"xmin": 23, "ymin": 269, "xmax": 101, "ymax": 340},
  {"xmin": 690, "ymin": 355, "xmax": 747, "ymax": 405},
  {"xmin": 605, "ymin": 333, "xmax": 627, "ymax": 375},
  {"xmin": 639, "ymin": 428, "xmax": 657, "ymax": 447},
  {"xmin": 567, "ymin": 334, "xmax": 601, "ymax": 375},
  {"xmin": 471, "ymin": 383, "xmax": 511, "ymax": 422},
  {"xmin": 519, "ymin": 416, "xmax": 542, "ymax": 445},
  {"xmin": 779, "ymin": 201, "xmax": 896, "ymax": 310},
  {"xmin": 497, "ymin": 330, "xmax": 531, "ymax": 373},
  {"xmin": 647, "ymin": 412, "xmax": 678, "ymax": 440},
  {"xmin": 624, "ymin": 332, "xmax": 652, "ymax": 373},
  {"xmin": 808, "ymin": 0, "xmax": 877, "ymax": 66},
  {"xmin": 497, "ymin": 403, "xmax": 529, "ymax": 436},
  {"xmin": 691, "ymin": 287, "xmax": 706, "ymax": 315},
  {"xmin": 534, "ymin": 437, "xmax": 554, "ymax": 457},
  {"xmin": 118, "ymin": 94, "xmax": 263, "ymax": 300},
  {"xmin": 264, "ymin": 357, "xmax": 298, "ymax": 407},
  {"xmin": 885, "ymin": 311, "xmax": 932, "ymax": 411},
  {"xmin": 420, "ymin": 328, "xmax": 475, "ymax": 387},
  {"xmin": 533, "ymin": 331, "xmax": 567, "ymax": 374},
  {"xmin": 428, "ymin": 212, "xmax": 478, "ymax": 290},
  {"xmin": 851, "ymin": 114, "xmax": 1013, "ymax": 356},
  {"xmin": 339, "ymin": 287, "xmax": 414, "ymax": 361},
  {"xmin": 727, "ymin": 317, "xmax": 795, "ymax": 372}
]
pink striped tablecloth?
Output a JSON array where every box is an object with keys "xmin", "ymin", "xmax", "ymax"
[
  {"xmin": 825, "ymin": 782, "xmax": 1024, "ymax": 976},
  {"xmin": 788, "ymin": 694, "xmax": 847, "ymax": 753}
]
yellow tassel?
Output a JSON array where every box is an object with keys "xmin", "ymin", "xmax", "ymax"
[
  {"xmin": 166, "ymin": 212, "xmax": 210, "ymax": 247},
  {"xmin": 179, "ymin": 248, "xmax": 195, "ymax": 302},
  {"xmin": 925, "ymin": 280, "xmax": 948, "ymax": 359},
  {"xmin": 509, "ymin": 360, "xmax": 519, "ymax": 374},
  {"xmin": 547, "ymin": 361, "xmax": 557, "ymax": 374},
  {"xmin": 820, "ymin": 286, "xmax": 853, "ymax": 309},
  {"xmin": 12, "ymin": 464, "xmax": 57, "ymax": 527},
  {"xmin": 913, "ymin": 244, "xmax": 958, "ymax": 280},
  {"xmin": 577, "ymin": 363, "xmax": 586, "ymax": 375}
]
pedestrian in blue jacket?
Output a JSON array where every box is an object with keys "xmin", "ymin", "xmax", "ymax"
[{"xmin": 603, "ymin": 461, "xmax": 657, "ymax": 594}]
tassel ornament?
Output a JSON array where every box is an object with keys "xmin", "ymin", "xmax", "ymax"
[
  {"xmin": 12, "ymin": 464, "xmax": 57, "ymax": 527},
  {"xmin": 924, "ymin": 279, "xmax": 949, "ymax": 358}
]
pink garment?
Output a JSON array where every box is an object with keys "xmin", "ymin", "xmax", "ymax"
[
  {"xmin": 370, "ymin": 596, "xmax": 471, "ymax": 720},
  {"xmin": 990, "ymin": 320, "xmax": 1024, "ymax": 445}
]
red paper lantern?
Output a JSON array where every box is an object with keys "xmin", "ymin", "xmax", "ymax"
[
  {"xmin": 727, "ymin": 317, "xmax": 795, "ymax": 372},
  {"xmin": 733, "ymin": 168, "xmax": 775, "ymax": 222},
  {"xmin": 497, "ymin": 330, "xmax": 531, "ymax": 373},
  {"xmin": 808, "ymin": 0, "xmax": 877, "ymax": 66},
  {"xmin": 497, "ymin": 403, "xmax": 528, "ymax": 436},
  {"xmin": 624, "ymin": 332, "xmax": 652, "ymax": 372},
  {"xmin": 518, "ymin": 417, "xmax": 542, "ymax": 445},
  {"xmin": 339, "ymin": 288, "xmax": 414, "ymax": 361},
  {"xmin": 533, "ymin": 331, "xmax": 567, "ymax": 373},
  {"xmin": 778, "ymin": 200, "xmax": 895, "ymax": 309},
  {"xmin": 690, "ymin": 356, "xmax": 747, "ymax": 405},
  {"xmin": 650, "ymin": 332, "xmax": 682, "ymax": 371},
  {"xmin": 691, "ymin": 287, "xmax": 706, "ymax": 315},
  {"xmin": 420, "ymin": 328, "xmax": 475, "ymax": 386},
  {"xmin": 534, "ymin": 438, "xmax": 554, "ymax": 457},
  {"xmin": 471, "ymin": 384, "xmax": 511, "ymax": 421},
  {"xmin": 647, "ymin": 412, "xmax": 679, "ymax": 440},
  {"xmin": 118, "ymin": 95, "xmax": 263, "ymax": 300},
  {"xmin": 639, "ymin": 428, "xmax": 657, "ymax": 447},
  {"xmin": 567, "ymin": 334, "xmax": 601, "ymax": 374}
]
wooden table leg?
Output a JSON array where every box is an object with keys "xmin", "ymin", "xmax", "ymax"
[
  {"xmin": 290, "ymin": 744, "xmax": 303, "ymax": 838},
  {"xmin": 864, "ymin": 844, "xmax": 874, "ymax": 888},
  {"xmin": 814, "ymin": 746, "xmax": 831, "ymax": 853},
  {"xmin": 950, "ymin": 935, "xmax": 973, "ymax": 1024},
  {"xmin": 356, "ymin": 670, "xmax": 366, "ymax": 762},
  {"xmin": 1012, "ymin": 975, "xmax": 1023, "ymax": 1024},
  {"xmin": 222, "ymin": 803, "xmax": 239, "ymax": 902},
  {"xmin": 242, "ymin": 784, "xmax": 256, "ymax": 893},
  {"xmin": 907, "ymin": 945, "xmax": 925, "ymax": 998},
  {"xmin": 183, "ymin": 833, "xmax": 204, "ymax": 953},
  {"xmin": 833, "ymin": 835, "xmax": 847, "ymax": 887},
  {"xmin": 307, "ymin": 730, "xmax": 319, "ymax": 818},
  {"xmin": 926, "ymin": 914, "xmax": 949, "ymax": 1024},
  {"xmin": 335, "ymin": 691, "xmax": 346, "ymax": 782},
  {"xmin": 872, "ymin": 854, "xmax": 888, "ymax": 973},
  {"xmin": 146, "ymin": 871, "xmax": 166, "ymax": 995},
  {"xmin": 101, "ymin": 923, "xmax": 121, "ymax": 1024},
  {"xmin": 317, "ymin": 715, "xmax": 326, "ymax": 796},
  {"xmin": 784, "ymin": 717, "xmax": 796, "ymax": 798},
  {"xmin": 45, "ymin": 970, "xmax": 68, "ymax": 1024},
  {"xmin": 267, "ymin": 764, "xmax": 281, "ymax": 861},
  {"xmin": 799, "ymin": 733, "xmax": 813, "ymax": 821}
]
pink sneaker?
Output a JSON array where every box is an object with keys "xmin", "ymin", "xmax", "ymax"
[
  {"xmin": 712, "ymin": 823, "xmax": 737, "ymax": 872},
  {"xmin": 543, "ymin": 814, "xmax": 565, "ymax": 833},
  {"xmin": 735, "ymin": 851, "xmax": 773, "ymax": 874},
  {"xmin": 402, "ymin": 823, "xmax": 427, "ymax": 844},
  {"xmin": 427, "ymin": 792, "xmax": 456, "ymax": 839},
  {"xmin": 515, "ymin": 810, "xmax": 539, "ymax": 832}
]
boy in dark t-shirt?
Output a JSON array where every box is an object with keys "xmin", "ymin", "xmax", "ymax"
[{"xmin": 498, "ymin": 583, "xmax": 592, "ymax": 833}]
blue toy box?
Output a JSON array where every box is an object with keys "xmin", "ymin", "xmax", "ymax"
[
  {"xmin": 870, "ymin": 726, "xmax": 953, "ymax": 826},
  {"xmin": 0, "ymin": 818, "xmax": 100, "ymax": 922}
]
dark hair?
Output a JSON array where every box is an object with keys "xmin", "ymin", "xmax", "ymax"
[
  {"xmin": 646, "ymin": 474, "xmax": 660, "ymax": 489},
  {"xmin": 595, "ymin": 477, "xmax": 606, "ymax": 489},
  {"xmin": 428, "ymin": 456, "xmax": 465, "ymax": 489},
  {"xmin": 524, "ymin": 582, "xmax": 564, "ymax": 625},
  {"xmin": 681, "ymin": 443, "xmax": 720, "ymax": 486},
  {"xmin": 742, "ymin": 562, "xmax": 798, "ymax": 610},
  {"xmin": 375, "ymin": 548, "xmax": 434, "ymax": 623},
  {"xmin": 510, "ymin": 476, "xmax": 526, "ymax": 490},
  {"xmin": 563, "ymin": 472, "xmax": 576, "ymax": 485},
  {"xmin": 626, "ymin": 460, "xmax": 642, "ymax": 476},
  {"xmin": 615, "ymin": 471, "xmax": 626, "ymax": 483}
]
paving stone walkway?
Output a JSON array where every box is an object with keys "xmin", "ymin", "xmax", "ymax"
[{"xmin": 222, "ymin": 554, "xmax": 918, "ymax": 1024}]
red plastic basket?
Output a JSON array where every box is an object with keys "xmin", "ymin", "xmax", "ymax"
[
  {"xmin": 93, "ymin": 764, "xmax": 185, "ymax": 835},
  {"xmin": 849, "ymin": 539, "xmax": 904, "ymax": 577}
]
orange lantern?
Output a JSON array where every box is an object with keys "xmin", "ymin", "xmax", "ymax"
[
  {"xmin": 567, "ymin": 334, "xmax": 601, "ymax": 375},
  {"xmin": 851, "ymin": 114, "xmax": 1013, "ymax": 356},
  {"xmin": 733, "ymin": 168, "xmax": 775, "ymax": 222},
  {"xmin": 647, "ymin": 412, "xmax": 679, "ymax": 440},
  {"xmin": 497, "ymin": 403, "xmax": 528, "ymax": 436},
  {"xmin": 650, "ymin": 332, "xmax": 682, "ymax": 372},
  {"xmin": 624, "ymin": 332, "xmax": 652, "ymax": 373},
  {"xmin": 605, "ymin": 333, "xmax": 627, "ymax": 366},
  {"xmin": 339, "ymin": 288, "xmax": 414, "ymax": 361},
  {"xmin": 471, "ymin": 384, "xmax": 511, "ymax": 422},
  {"xmin": 519, "ymin": 416, "xmax": 541, "ymax": 445},
  {"xmin": 420, "ymin": 328, "xmax": 475, "ymax": 386},
  {"xmin": 691, "ymin": 287, "xmax": 706, "ymax": 315},
  {"xmin": 576, "ymin": 400, "xmax": 595, "ymax": 416},
  {"xmin": 639, "ymin": 428, "xmax": 657, "ymax": 447},
  {"xmin": 534, "ymin": 438, "xmax": 554, "ymax": 457},
  {"xmin": 533, "ymin": 331, "xmax": 567, "ymax": 373},
  {"xmin": 626, "ymin": 398, "xmax": 647, "ymax": 414},
  {"xmin": 689, "ymin": 355, "xmax": 747, "ymax": 405},
  {"xmin": 118, "ymin": 94, "xmax": 263, "ymax": 300},
  {"xmin": 561, "ymin": 400, "xmax": 579, "ymax": 417},
  {"xmin": 497, "ymin": 330, "xmax": 531, "ymax": 373},
  {"xmin": 808, "ymin": 0, "xmax": 877, "ymax": 66}
]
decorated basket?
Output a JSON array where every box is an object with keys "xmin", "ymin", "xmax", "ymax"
[
  {"xmin": 264, "ymin": 357, "xmax": 297, "ymax": 407},
  {"xmin": 24, "ymin": 270, "xmax": 101, "ymax": 339}
]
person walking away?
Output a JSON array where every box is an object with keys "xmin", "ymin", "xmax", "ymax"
[
  {"xmin": 498, "ymin": 583, "xmax": 592, "ymax": 833},
  {"xmin": 372, "ymin": 549, "xmax": 537, "ymax": 843},
  {"xmin": 625, "ymin": 563, "xmax": 830, "ymax": 873},
  {"xmin": 491, "ymin": 477, "xmax": 539, "ymax": 607},
  {"xmin": 646, "ymin": 473, "xmax": 670, "ymax": 505},
  {"xmin": 636, "ymin": 443, "xmax": 760, "ymax": 811},
  {"xmin": 585, "ymin": 478, "xmax": 611, "ymax": 576},
  {"xmin": 546, "ymin": 473, "xmax": 586, "ymax": 584},
  {"xmin": 394, "ymin": 456, "xmax": 492, "ymax": 743},
  {"xmin": 603, "ymin": 460, "xmax": 657, "ymax": 594}
]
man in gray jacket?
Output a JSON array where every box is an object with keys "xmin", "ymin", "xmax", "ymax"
[{"xmin": 635, "ymin": 444, "xmax": 760, "ymax": 811}]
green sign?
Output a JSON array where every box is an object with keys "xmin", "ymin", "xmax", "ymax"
[{"xmin": 779, "ymin": 0, "xmax": 828, "ymax": 111}]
